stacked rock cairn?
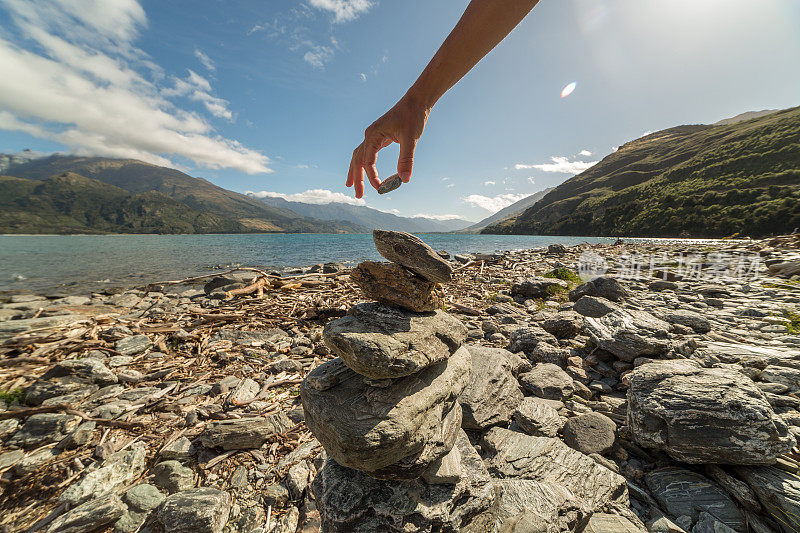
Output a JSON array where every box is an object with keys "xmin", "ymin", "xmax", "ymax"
[{"xmin": 300, "ymin": 230, "xmax": 489, "ymax": 531}]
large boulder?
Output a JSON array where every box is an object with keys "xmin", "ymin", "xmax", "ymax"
[
  {"xmin": 323, "ymin": 302, "xmax": 467, "ymax": 379},
  {"xmin": 645, "ymin": 468, "xmax": 745, "ymax": 531},
  {"xmin": 569, "ymin": 276, "xmax": 630, "ymax": 302},
  {"xmin": 584, "ymin": 309, "xmax": 672, "ymax": 361},
  {"xmin": 350, "ymin": 261, "xmax": 444, "ymax": 312},
  {"xmin": 373, "ymin": 230, "xmax": 453, "ymax": 283},
  {"xmin": 481, "ymin": 428, "xmax": 628, "ymax": 512},
  {"xmin": 312, "ymin": 431, "xmax": 498, "ymax": 532},
  {"xmin": 628, "ymin": 360, "xmax": 795, "ymax": 464},
  {"xmin": 459, "ymin": 346, "xmax": 523, "ymax": 430},
  {"xmin": 511, "ymin": 277, "xmax": 568, "ymax": 299},
  {"xmin": 301, "ymin": 347, "xmax": 471, "ymax": 480}
]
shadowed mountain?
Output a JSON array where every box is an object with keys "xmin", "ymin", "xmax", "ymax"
[{"xmin": 483, "ymin": 106, "xmax": 800, "ymax": 238}]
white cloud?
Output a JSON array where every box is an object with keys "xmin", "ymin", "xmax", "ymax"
[
  {"xmin": 515, "ymin": 156, "xmax": 598, "ymax": 175},
  {"xmin": 246, "ymin": 189, "xmax": 366, "ymax": 206},
  {"xmin": 579, "ymin": 149, "xmax": 592, "ymax": 157},
  {"xmin": 412, "ymin": 213, "xmax": 464, "ymax": 221},
  {"xmin": 296, "ymin": 163, "xmax": 309, "ymax": 169},
  {"xmin": 388, "ymin": 208, "xmax": 400, "ymax": 214},
  {"xmin": 303, "ymin": 45, "xmax": 334, "ymax": 68},
  {"xmin": 194, "ymin": 48, "xmax": 215, "ymax": 71},
  {"xmin": 0, "ymin": 0, "xmax": 270, "ymax": 173},
  {"xmin": 441, "ymin": 177, "xmax": 450, "ymax": 181},
  {"xmin": 446, "ymin": 183, "xmax": 455, "ymax": 188},
  {"xmin": 484, "ymin": 180, "xmax": 496, "ymax": 186},
  {"xmin": 527, "ymin": 177, "xmax": 536, "ymax": 185},
  {"xmin": 463, "ymin": 193, "xmax": 528, "ymax": 212},
  {"xmin": 308, "ymin": 0, "xmax": 374, "ymax": 23},
  {"xmin": 359, "ymin": 72, "xmax": 367, "ymax": 82}
]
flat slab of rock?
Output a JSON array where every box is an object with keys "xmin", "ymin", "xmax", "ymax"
[
  {"xmin": 514, "ymin": 397, "xmax": 565, "ymax": 437},
  {"xmin": 458, "ymin": 346, "xmax": 523, "ymax": 430},
  {"xmin": 312, "ymin": 430, "xmax": 498, "ymax": 532},
  {"xmin": 41, "ymin": 358, "xmax": 118, "ymax": 386},
  {"xmin": 115, "ymin": 334, "xmax": 153, "ymax": 356},
  {"xmin": 481, "ymin": 427, "xmax": 628, "ymax": 512},
  {"xmin": 350, "ymin": 261, "xmax": 443, "ymax": 312},
  {"xmin": 8, "ymin": 413, "xmax": 82, "ymax": 448},
  {"xmin": 60, "ymin": 444, "xmax": 147, "ymax": 505},
  {"xmin": 46, "ymin": 494, "xmax": 126, "ymax": 533},
  {"xmin": 511, "ymin": 277, "xmax": 568, "ymax": 299},
  {"xmin": 658, "ymin": 309, "xmax": 711, "ymax": 333},
  {"xmin": 157, "ymin": 487, "xmax": 231, "ymax": 533},
  {"xmin": 628, "ymin": 360, "xmax": 795, "ymax": 464},
  {"xmin": 323, "ymin": 302, "xmax": 466, "ymax": 379},
  {"xmin": 199, "ymin": 413, "xmax": 292, "ymax": 450},
  {"xmin": 301, "ymin": 346, "xmax": 471, "ymax": 479},
  {"xmin": 377, "ymin": 173, "xmax": 402, "ymax": 194},
  {"xmin": 373, "ymin": 229, "xmax": 453, "ymax": 283},
  {"xmin": 573, "ymin": 295, "xmax": 621, "ymax": 318},
  {"xmin": 734, "ymin": 466, "xmax": 800, "ymax": 533},
  {"xmin": 582, "ymin": 513, "xmax": 646, "ymax": 532},
  {"xmin": 645, "ymin": 467, "xmax": 745, "ymax": 531},
  {"xmin": 494, "ymin": 479, "xmax": 589, "ymax": 532},
  {"xmin": 585, "ymin": 309, "xmax": 672, "ymax": 361},
  {"xmin": 508, "ymin": 326, "xmax": 558, "ymax": 354}
]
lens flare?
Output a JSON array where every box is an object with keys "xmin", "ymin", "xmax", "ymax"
[{"xmin": 561, "ymin": 82, "xmax": 577, "ymax": 98}]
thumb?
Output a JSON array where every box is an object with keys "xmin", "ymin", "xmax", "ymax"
[{"xmin": 397, "ymin": 138, "xmax": 416, "ymax": 182}]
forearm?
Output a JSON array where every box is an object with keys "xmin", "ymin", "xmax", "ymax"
[{"xmin": 406, "ymin": 0, "xmax": 539, "ymax": 109}]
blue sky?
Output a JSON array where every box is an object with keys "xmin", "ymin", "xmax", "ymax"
[{"xmin": 1, "ymin": 0, "xmax": 798, "ymax": 222}]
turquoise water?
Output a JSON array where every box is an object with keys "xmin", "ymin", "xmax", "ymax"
[{"xmin": 0, "ymin": 233, "xmax": 617, "ymax": 294}]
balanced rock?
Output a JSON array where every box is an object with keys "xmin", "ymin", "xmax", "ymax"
[
  {"xmin": 458, "ymin": 346, "xmax": 523, "ymax": 430},
  {"xmin": 373, "ymin": 229, "xmax": 453, "ymax": 283},
  {"xmin": 312, "ymin": 431, "xmax": 498, "ymax": 532},
  {"xmin": 301, "ymin": 347, "xmax": 471, "ymax": 480},
  {"xmin": 323, "ymin": 302, "xmax": 467, "ymax": 379},
  {"xmin": 585, "ymin": 309, "xmax": 672, "ymax": 361},
  {"xmin": 628, "ymin": 360, "xmax": 795, "ymax": 464},
  {"xmin": 350, "ymin": 261, "xmax": 443, "ymax": 312}
]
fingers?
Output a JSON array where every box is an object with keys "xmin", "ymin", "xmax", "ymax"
[
  {"xmin": 347, "ymin": 144, "xmax": 365, "ymax": 198},
  {"xmin": 361, "ymin": 137, "xmax": 381, "ymax": 192},
  {"xmin": 397, "ymin": 137, "xmax": 416, "ymax": 182}
]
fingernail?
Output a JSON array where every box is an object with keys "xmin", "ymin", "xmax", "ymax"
[{"xmin": 399, "ymin": 171, "xmax": 411, "ymax": 182}]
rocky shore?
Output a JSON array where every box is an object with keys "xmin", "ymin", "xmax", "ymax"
[{"xmin": 1, "ymin": 232, "xmax": 799, "ymax": 532}]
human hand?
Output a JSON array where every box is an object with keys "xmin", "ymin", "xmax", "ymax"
[{"xmin": 347, "ymin": 94, "xmax": 430, "ymax": 198}]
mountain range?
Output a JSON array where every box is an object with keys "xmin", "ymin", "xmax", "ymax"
[{"xmin": 484, "ymin": 106, "xmax": 800, "ymax": 238}]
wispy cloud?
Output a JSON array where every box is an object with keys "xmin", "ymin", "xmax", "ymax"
[
  {"xmin": 0, "ymin": 0, "xmax": 270, "ymax": 173},
  {"xmin": 515, "ymin": 156, "xmax": 598, "ymax": 174},
  {"xmin": 441, "ymin": 177, "xmax": 450, "ymax": 181},
  {"xmin": 527, "ymin": 177, "xmax": 536, "ymax": 185},
  {"xmin": 304, "ymin": 44, "xmax": 334, "ymax": 68},
  {"xmin": 247, "ymin": 189, "xmax": 366, "ymax": 206},
  {"xmin": 579, "ymin": 149, "xmax": 592, "ymax": 157},
  {"xmin": 484, "ymin": 180, "xmax": 496, "ymax": 186},
  {"xmin": 194, "ymin": 48, "xmax": 215, "ymax": 71},
  {"xmin": 412, "ymin": 213, "xmax": 464, "ymax": 221},
  {"xmin": 359, "ymin": 72, "xmax": 367, "ymax": 82},
  {"xmin": 308, "ymin": 0, "xmax": 374, "ymax": 23},
  {"xmin": 463, "ymin": 193, "xmax": 528, "ymax": 212}
]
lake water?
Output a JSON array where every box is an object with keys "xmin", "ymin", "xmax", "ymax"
[{"xmin": 0, "ymin": 233, "xmax": 622, "ymax": 294}]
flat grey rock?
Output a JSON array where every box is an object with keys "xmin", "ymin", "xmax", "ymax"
[
  {"xmin": 573, "ymin": 295, "xmax": 621, "ymax": 318},
  {"xmin": 658, "ymin": 309, "xmax": 711, "ymax": 333},
  {"xmin": 513, "ymin": 397, "xmax": 565, "ymax": 438},
  {"xmin": 157, "ymin": 487, "xmax": 231, "ymax": 533},
  {"xmin": 323, "ymin": 302, "xmax": 466, "ymax": 379},
  {"xmin": 519, "ymin": 363, "xmax": 575, "ymax": 401},
  {"xmin": 350, "ymin": 261, "xmax": 443, "ymax": 312},
  {"xmin": 582, "ymin": 513, "xmax": 646, "ymax": 532},
  {"xmin": 459, "ymin": 346, "xmax": 523, "ymax": 430},
  {"xmin": 46, "ymin": 494, "xmax": 126, "ymax": 533},
  {"xmin": 114, "ymin": 334, "xmax": 152, "ymax": 356},
  {"xmin": 373, "ymin": 229, "xmax": 453, "ymax": 283},
  {"xmin": 508, "ymin": 326, "xmax": 558, "ymax": 354},
  {"xmin": 199, "ymin": 413, "xmax": 292, "ymax": 450},
  {"xmin": 541, "ymin": 311, "xmax": 583, "ymax": 338},
  {"xmin": 734, "ymin": 465, "xmax": 800, "ymax": 533},
  {"xmin": 585, "ymin": 309, "xmax": 672, "ymax": 361},
  {"xmin": 0, "ymin": 315, "xmax": 87, "ymax": 338},
  {"xmin": 692, "ymin": 511, "xmax": 737, "ymax": 533},
  {"xmin": 645, "ymin": 467, "xmax": 745, "ymax": 531},
  {"xmin": 312, "ymin": 430, "xmax": 498, "ymax": 532},
  {"xmin": 59, "ymin": 443, "xmax": 147, "ymax": 505},
  {"xmin": 628, "ymin": 360, "xmax": 795, "ymax": 464},
  {"xmin": 301, "ymin": 346, "xmax": 470, "ymax": 479},
  {"xmin": 41, "ymin": 358, "xmax": 118, "ymax": 386},
  {"xmin": 494, "ymin": 479, "xmax": 589, "ymax": 532},
  {"xmin": 8, "ymin": 413, "xmax": 82, "ymax": 448},
  {"xmin": 152, "ymin": 460, "xmax": 195, "ymax": 493},
  {"xmin": 481, "ymin": 427, "xmax": 628, "ymax": 512}
]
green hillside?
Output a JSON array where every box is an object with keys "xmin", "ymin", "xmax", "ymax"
[
  {"xmin": 483, "ymin": 107, "xmax": 800, "ymax": 238},
  {"xmin": 1, "ymin": 156, "xmax": 367, "ymax": 234}
]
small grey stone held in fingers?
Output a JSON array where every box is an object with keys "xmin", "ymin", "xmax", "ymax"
[
  {"xmin": 373, "ymin": 229, "xmax": 453, "ymax": 283},
  {"xmin": 377, "ymin": 173, "xmax": 402, "ymax": 194}
]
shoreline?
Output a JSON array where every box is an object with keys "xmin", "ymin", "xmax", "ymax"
[{"xmin": 0, "ymin": 236, "xmax": 798, "ymax": 531}]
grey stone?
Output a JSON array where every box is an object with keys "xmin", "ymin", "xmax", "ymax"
[
  {"xmin": 266, "ymin": 358, "xmax": 303, "ymax": 374},
  {"xmin": 421, "ymin": 443, "xmax": 462, "ymax": 484},
  {"xmin": 350, "ymin": 261, "xmax": 444, "ymax": 312},
  {"xmin": 59, "ymin": 421, "xmax": 96, "ymax": 449},
  {"xmin": 301, "ymin": 347, "xmax": 470, "ymax": 480},
  {"xmin": 123, "ymin": 483, "xmax": 166, "ymax": 511},
  {"xmin": 511, "ymin": 277, "xmax": 569, "ymax": 299},
  {"xmin": 15, "ymin": 446, "xmax": 57, "ymax": 476},
  {"xmin": 628, "ymin": 360, "xmax": 795, "ymax": 464},
  {"xmin": 528, "ymin": 342, "xmax": 571, "ymax": 367},
  {"xmin": 373, "ymin": 229, "xmax": 453, "ymax": 283},
  {"xmin": 562, "ymin": 412, "xmax": 616, "ymax": 455},
  {"xmin": 573, "ymin": 295, "xmax": 621, "ymax": 318},
  {"xmin": 481, "ymin": 428, "xmax": 628, "ymax": 512},
  {"xmin": 159, "ymin": 436, "xmax": 195, "ymax": 461},
  {"xmin": 0, "ymin": 449, "xmax": 24, "ymax": 470},
  {"xmin": 692, "ymin": 512, "xmax": 737, "ymax": 533},
  {"xmin": 508, "ymin": 326, "xmax": 558, "ymax": 354},
  {"xmin": 513, "ymin": 397, "xmax": 565, "ymax": 437},
  {"xmin": 8, "ymin": 413, "xmax": 82, "ymax": 448},
  {"xmin": 734, "ymin": 465, "xmax": 800, "ymax": 533},
  {"xmin": 41, "ymin": 358, "xmax": 118, "ymax": 386},
  {"xmin": 60, "ymin": 444, "xmax": 147, "ymax": 505},
  {"xmin": 152, "ymin": 460, "xmax": 195, "ymax": 493},
  {"xmin": 649, "ymin": 280, "xmax": 679, "ymax": 291},
  {"xmin": 646, "ymin": 516, "xmax": 688, "ymax": 533},
  {"xmin": 645, "ymin": 467, "xmax": 745, "ymax": 531},
  {"xmin": 275, "ymin": 438, "xmax": 322, "ymax": 472},
  {"xmin": 25, "ymin": 377, "xmax": 96, "ymax": 406},
  {"xmin": 46, "ymin": 494, "xmax": 127, "ymax": 533},
  {"xmin": 114, "ymin": 510, "xmax": 148, "ymax": 533},
  {"xmin": 261, "ymin": 483, "xmax": 290, "ymax": 508},
  {"xmin": 582, "ymin": 513, "xmax": 646, "ymax": 532},
  {"xmin": 704, "ymin": 465, "xmax": 762, "ymax": 513},
  {"xmin": 322, "ymin": 302, "xmax": 466, "ymax": 379},
  {"xmin": 157, "ymin": 487, "xmax": 231, "ymax": 533},
  {"xmin": 312, "ymin": 430, "xmax": 498, "ymax": 532},
  {"xmin": 114, "ymin": 334, "xmax": 152, "ymax": 355},
  {"xmin": 459, "ymin": 346, "xmax": 523, "ymax": 430},
  {"xmin": 286, "ymin": 460, "xmax": 311, "ymax": 499},
  {"xmin": 0, "ymin": 417, "xmax": 19, "ymax": 438},
  {"xmin": 585, "ymin": 309, "xmax": 672, "ymax": 361},
  {"xmin": 0, "ymin": 315, "xmax": 86, "ymax": 338},
  {"xmin": 226, "ymin": 378, "xmax": 260, "ymax": 405},
  {"xmin": 569, "ymin": 276, "xmax": 630, "ymax": 302},
  {"xmin": 760, "ymin": 365, "xmax": 800, "ymax": 392},
  {"xmin": 659, "ymin": 309, "xmax": 712, "ymax": 334},
  {"xmin": 541, "ymin": 311, "xmax": 583, "ymax": 338},
  {"xmin": 377, "ymin": 173, "xmax": 402, "ymax": 194},
  {"xmin": 519, "ymin": 363, "xmax": 575, "ymax": 401},
  {"xmin": 494, "ymin": 479, "xmax": 589, "ymax": 532},
  {"xmin": 107, "ymin": 356, "xmax": 133, "ymax": 367},
  {"xmin": 199, "ymin": 413, "xmax": 293, "ymax": 450}
]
